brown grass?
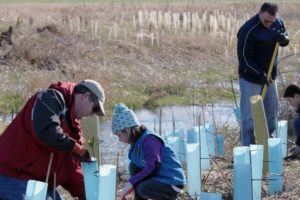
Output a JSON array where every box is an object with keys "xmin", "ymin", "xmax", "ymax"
[
  {"xmin": 1, "ymin": 2, "xmax": 299, "ymax": 110},
  {"xmin": 0, "ymin": 2, "xmax": 300, "ymax": 199}
]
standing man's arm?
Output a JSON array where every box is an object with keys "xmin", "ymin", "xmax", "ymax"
[
  {"xmin": 238, "ymin": 27, "xmax": 263, "ymax": 78},
  {"xmin": 276, "ymin": 18, "xmax": 289, "ymax": 47}
]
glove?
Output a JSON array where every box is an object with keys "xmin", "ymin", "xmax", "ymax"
[
  {"xmin": 258, "ymin": 70, "xmax": 272, "ymax": 86},
  {"xmin": 276, "ymin": 32, "xmax": 289, "ymax": 46},
  {"xmin": 72, "ymin": 143, "xmax": 92, "ymax": 163},
  {"xmin": 79, "ymin": 150, "xmax": 92, "ymax": 162},
  {"xmin": 120, "ymin": 182, "xmax": 133, "ymax": 200}
]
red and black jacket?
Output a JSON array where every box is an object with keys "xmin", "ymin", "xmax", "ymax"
[{"xmin": 0, "ymin": 81, "xmax": 85, "ymax": 197}]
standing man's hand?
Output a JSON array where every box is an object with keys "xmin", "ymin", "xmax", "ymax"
[
  {"xmin": 258, "ymin": 70, "xmax": 272, "ymax": 86},
  {"xmin": 276, "ymin": 32, "xmax": 289, "ymax": 46}
]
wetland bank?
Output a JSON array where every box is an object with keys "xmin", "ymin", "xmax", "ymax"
[{"xmin": 0, "ymin": 1, "xmax": 300, "ymax": 199}]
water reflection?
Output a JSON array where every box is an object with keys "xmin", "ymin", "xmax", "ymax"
[
  {"xmin": 101, "ymin": 104, "xmax": 238, "ymax": 135},
  {"xmin": 99, "ymin": 103, "xmax": 239, "ymax": 165}
]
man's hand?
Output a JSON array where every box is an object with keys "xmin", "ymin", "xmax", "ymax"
[
  {"xmin": 276, "ymin": 32, "xmax": 289, "ymax": 46},
  {"xmin": 72, "ymin": 143, "xmax": 92, "ymax": 162},
  {"xmin": 120, "ymin": 182, "xmax": 133, "ymax": 200},
  {"xmin": 79, "ymin": 149, "xmax": 92, "ymax": 162},
  {"xmin": 258, "ymin": 70, "xmax": 272, "ymax": 86}
]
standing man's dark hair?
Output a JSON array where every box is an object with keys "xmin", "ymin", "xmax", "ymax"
[{"xmin": 260, "ymin": 2, "xmax": 278, "ymax": 15}]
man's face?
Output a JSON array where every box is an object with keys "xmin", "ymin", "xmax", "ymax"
[
  {"xmin": 74, "ymin": 92, "xmax": 97, "ymax": 119},
  {"xmin": 286, "ymin": 94, "xmax": 300, "ymax": 110},
  {"xmin": 259, "ymin": 11, "xmax": 276, "ymax": 28}
]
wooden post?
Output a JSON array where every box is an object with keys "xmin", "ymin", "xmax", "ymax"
[
  {"xmin": 116, "ymin": 152, "xmax": 119, "ymax": 200},
  {"xmin": 250, "ymin": 95, "xmax": 269, "ymax": 174},
  {"xmin": 46, "ymin": 153, "xmax": 54, "ymax": 183},
  {"xmin": 159, "ymin": 108, "xmax": 162, "ymax": 136},
  {"xmin": 53, "ymin": 173, "xmax": 56, "ymax": 200},
  {"xmin": 172, "ymin": 109, "xmax": 175, "ymax": 136}
]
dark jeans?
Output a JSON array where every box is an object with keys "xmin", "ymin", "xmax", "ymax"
[
  {"xmin": 129, "ymin": 163, "xmax": 179, "ymax": 200},
  {"xmin": 0, "ymin": 173, "xmax": 62, "ymax": 200}
]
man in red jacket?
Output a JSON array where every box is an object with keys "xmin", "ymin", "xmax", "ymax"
[{"xmin": 0, "ymin": 79, "xmax": 105, "ymax": 200}]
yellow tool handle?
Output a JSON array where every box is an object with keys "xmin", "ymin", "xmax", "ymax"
[{"xmin": 261, "ymin": 42, "xmax": 280, "ymax": 99}]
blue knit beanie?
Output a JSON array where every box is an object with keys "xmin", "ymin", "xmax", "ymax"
[{"xmin": 112, "ymin": 103, "xmax": 140, "ymax": 134}]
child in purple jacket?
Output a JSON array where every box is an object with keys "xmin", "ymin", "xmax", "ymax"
[{"xmin": 112, "ymin": 103, "xmax": 186, "ymax": 200}]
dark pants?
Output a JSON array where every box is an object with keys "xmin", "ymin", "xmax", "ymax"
[
  {"xmin": 129, "ymin": 163, "xmax": 179, "ymax": 200},
  {"xmin": 0, "ymin": 173, "xmax": 62, "ymax": 200}
]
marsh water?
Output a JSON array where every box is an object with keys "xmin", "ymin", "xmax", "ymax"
[
  {"xmin": 0, "ymin": 103, "xmax": 239, "ymax": 166},
  {"xmin": 99, "ymin": 103, "xmax": 239, "ymax": 165},
  {"xmin": 100, "ymin": 103, "xmax": 238, "ymax": 135}
]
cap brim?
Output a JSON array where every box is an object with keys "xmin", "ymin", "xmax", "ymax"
[{"xmin": 97, "ymin": 101, "xmax": 105, "ymax": 116}]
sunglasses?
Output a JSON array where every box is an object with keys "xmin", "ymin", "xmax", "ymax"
[{"xmin": 263, "ymin": 19, "xmax": 275, "ymax": 24}]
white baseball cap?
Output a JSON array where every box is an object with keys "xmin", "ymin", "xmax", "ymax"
[{"xmin": 78, "ymin": 79, "xmax": 105, "ymax": 116}]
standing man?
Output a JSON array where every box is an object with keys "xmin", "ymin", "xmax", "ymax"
[
  {"xmin": 283, "ymin": 84, "xmax": 300, "ymax": 157},
  {"xmin": 0, "ymin": 79, "xmax": 105, "ymax": 200},
  {"xmin": 237, "ymin": 2, "xmax": 289, "ymax": 146}
]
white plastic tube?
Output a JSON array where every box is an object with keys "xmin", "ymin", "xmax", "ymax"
[
  {"xmin": 200, "ymin": 192, "xmax": 222, "ymax": 200},
  {"xmin": 99, "ymin": 164, "xmax": 117, "ymax": 200},
  {"xmin": 277, "ymin": 120, "xmax": 288, "ymax": 158},
  {"xmin": 186, "ymin": 143, "xmax": 201, "ymax": 198},
  {"xmin": 81, "ymin": 158, "xmax": 99, "ymax": 200},
  {"xmin": 233, "ymin": 146, "xmax": 252, "ymax": 200},
  {"xmin": 250, "ymin": 145, "xmax": 263, "ymax": 200},
  {"xmin": 166, "ymin": 136, "xmax": 180, "ymax": 158},
  {"xmin": 25, "ymin": 180, "xmax": 48, "ymax": 200},
  {"xmin": 187, "ymin": 126, "xmax": 210, "ymax": 170},
  {"xmin": 268, "ymin": 138, "xmax": 283, "ymax": 195},
  {"xmin": 174, "ymin": 128, "xmax": 186, "ymax": 161},
  {"xmin": 205, "ymin": 123, "xmax": 215, "ymax": 156},
  {"xmin": 216, "ymin": 133, "xmax": 224, "ymax": 157}
]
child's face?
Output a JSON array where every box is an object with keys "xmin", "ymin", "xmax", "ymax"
[{"xmin": 115, "ymin": 129, "xmax": 130, "ymax": 143}]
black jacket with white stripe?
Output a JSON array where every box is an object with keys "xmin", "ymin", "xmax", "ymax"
[{"xmin": 237, "ymin": 14, "xmax": 288, "ymax": 84}]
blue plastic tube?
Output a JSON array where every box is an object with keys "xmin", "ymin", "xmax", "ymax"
[
  {"xmin": 268, "ymin": 138, "xmax": 283, "ymax": 195},
  {"xmin": 186, "ymin": 143, "xmax": 201, "ymax": 198}
]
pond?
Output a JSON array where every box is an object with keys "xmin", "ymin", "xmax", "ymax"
[
  {"xmin": 0, "ymin": 103, "xmax": 240, "ymax": 166},
  {"xmin": 100, "ymin": 103, "xmax": 239, "ymax": 135},
  {"xmin": 99, "ymin": 103, "xmax": 239, "ymax": 165}
]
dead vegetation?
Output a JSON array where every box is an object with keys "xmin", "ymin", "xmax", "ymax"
[{"xmin": 0, "ymin": 2, "xmax": 300, "ymax": 199}]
